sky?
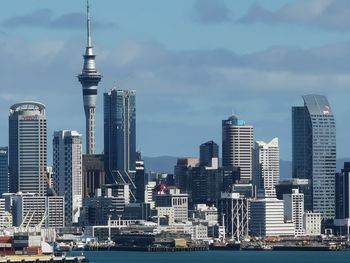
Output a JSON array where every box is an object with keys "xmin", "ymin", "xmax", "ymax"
[{"xmin": 1, "ymin": 0, "xmax": 350, "ymax": 162}]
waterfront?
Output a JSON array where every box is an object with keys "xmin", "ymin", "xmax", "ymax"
[{"xmin": 71, "ymin": 250, "xmax": 350, "ymax": 263}]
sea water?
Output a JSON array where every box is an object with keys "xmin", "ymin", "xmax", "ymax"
[{"xmin": 71, "ymin": 250, "xmax": 350, "ymax": 263}]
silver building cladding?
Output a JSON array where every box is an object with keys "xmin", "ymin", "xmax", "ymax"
[{"xmin": 292, "ymin": 94, "xmax": 336, "ymax": 220}]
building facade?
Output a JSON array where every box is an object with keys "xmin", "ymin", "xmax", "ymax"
[
  {"xmin": 253, "ymin": 138, "xmax": 280, "ymax": 197},
  {"xmin": 104, "ymin": 88, "xmax": 136, "ymax": 200},
  {"xmin": 53, "ymin": 130, "xmax": 83, "ymax": 225},
  {"xmin": 9, "ymin": 102, "xmax": 47, "ymax": 195},
  {"xmin": 200, "ymin": 141, "xmax": 219, "ymax": 167},
  {"xmin": 82, "ymin": 154, "xmax": 105, "ymax": 197},
  {"xmin": 292, "ymin": 95, "xmax": 336, "ymax": 219},
  {"xmin": 283, "ymin": 189, "xmax": 305, "ymax": 236},
  {"xmin": 0, "ymin": 147, "xmax": 9, "ymax": 195},
  {"xmin": 155, "ymin": 187, "xmax": 188, "ymax": 222},
  {"xmin": 249, "ymin": 197, "xmax": 295, "ymax": 237},
  {"xmin": 222, "ymin": 115, "xmax": 253, "ymax": 182}
]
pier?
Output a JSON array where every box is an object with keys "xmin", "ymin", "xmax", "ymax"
[{"xmin": 0, "ymin": 255, "xmax": 87, "ymax": 263}]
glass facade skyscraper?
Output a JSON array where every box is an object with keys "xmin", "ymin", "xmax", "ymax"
[
  {"xmin": 0, "ymin": 147, "xmax": 9, "ymax": 195},
  {"xmin": 292, "ymin": 95, "xmax": 336, "ymax": 219},
  {"xmin": 104, "ymin": 88, "xmax": 136, "ymax": 199}
]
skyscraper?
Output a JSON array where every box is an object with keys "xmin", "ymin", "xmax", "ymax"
[
  {"xmin": 222, "ymin": 115, "xmax": 253, "ymax": 182},
  {"xmin": 292, "ymin": 95, "xmax": 336, "ymax": 219},
  {"xmin": 200, "ymin": 141, "xmax": 219, "ymax": 167},
  {"xmin": 53, "ymin": 130, "xmax": 83, "ymax": 225},
  {"xmin": 9, "ymin": 101, "xmax": 47, "ymax": 196},
  {"xmin": 0, "ymin": 147, "xmax": 9, "ymax": 196},
  {"xmin": 253, "ymin": 138, "xmax": 280, "ymax": 197},
  {"xmin": 78, "ymin": 1, "xmax": 102, "ymax": 155},
  {"xmin": 104, "ymin": 88, "xmax": 136, "ymax": 199}
]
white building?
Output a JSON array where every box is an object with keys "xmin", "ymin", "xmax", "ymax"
[
  {"xmin": 253, "ymin": 138, "xmax": 280, "ymax": 197},
  {"xmin": 283, "ymin": 189, "xmax": 304, "ymax": 236},
  {"xmin": 156, "ymin": 207, "xmax": 175, "ymax": 225},
  {"xmin": 303, "ymin": 211, "xmax": 322, "ymax": 236},
  {"xmin": 53, "ymin": 130, "xmax": 83, "ymax": 225},
  {"xmin": 250, "ymin": 197, "xmax": 295, "ymax": 237},
  {"xmin": 144, "ymin": 181, "xmax": 156, "ymax": 208},
  {"xmin": 222, "ymin": 115, "xmax": 254, "ymax": 182},
  {"xmin": 155, "ymin": 187, "xmax": 188, "ymax": 222},
  {"xmin": 193, "ymin": 204, "xmax": 218, "ymax": 227},
  {"xmin": 9, "ymin": 101, "xmax": 47, "ymax": 195}
]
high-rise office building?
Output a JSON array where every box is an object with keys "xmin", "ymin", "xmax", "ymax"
[
  {"xmin": 104, "ymin": 88, "xmax": 136, "ymax": 200},
  {"xmin": 0, "ymin": 147, "xmax": 9, "ymax": 195},
  {"xmin": 222, "ymin": 115, "xmax": 253, "ymax": 182},
  {"xmin": 335, "ymin": 162, "xmax": 350, "ymax": 220},
  {"xmin": 253, "ymin": 138, "xmax": 280, "ymax": 197},
  {"xmin": 9, "ymin": 101, "xmax": 47, "ymax": 196},
  {"xmin": 78, "ymin": 1, "xmax": 102, "ymax": 155},
  {"xmin": 200, "ymin": 141, "xmax": 219, "ymax": 167},
  {"xmin": 292, "ymin": 95, "xmax": 336, "ymax": 219},
  {"xmin": 53, "ymin": 130, "xmax": 83, "ymax": 225}
]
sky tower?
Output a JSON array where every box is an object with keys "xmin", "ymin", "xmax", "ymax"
[{"xmin": 78, "ymin": 0, "xmax": 102, "ymax": 155}]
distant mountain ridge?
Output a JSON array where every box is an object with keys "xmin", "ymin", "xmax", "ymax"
[{"xmin": 144, "ymin": 156, "xmax": 350, "ymax": 179}]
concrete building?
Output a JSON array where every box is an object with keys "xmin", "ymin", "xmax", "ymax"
[
  {"xmin": 303, "ymin": 211, "xmax": 322, "ymax": 236},
  {"xmin": 78, "ymin": 1, "xmax": 102, "ymax": 155},
  {"xmin": 253, "ymin": 138, "xmax": 280, "ymax": 197},
  {"xmin": 222, "ymin": 115, "xmax": 253, "ymax": 182},
  {"xmin": 192, "ymin": 204, "xmax": 218, "ymax": 227},
  {"xmin": 219, "ymin": 193, "xmax": 249, "ymax": 241},
  {"xmin": 249, "ymin": 197, "xmax": 294, "ymax": 237},
  {"xmin": 53, "ymin": 130, "xmax": 83, "ymax": 225},
  {"xmin": 8, "ymin": 193, "xmax": 64, "ymax": 228},
  {"xmin": 283, "ymin": 189, "xmax": 305, "ymax": 236},
  {"xmin": 292, "ymin": 95, "xmax": 336, "ymax": 219},
  {"xmin": 154, "ymin": 187, "xmax": 188, "ymax": 222},
  {"xmin": 144, "ymin": 181, "xmax": 156, "ymax": 208},
  {"xmin": 104, "ymin": 88, "xmax": 136, "ymax": 200},
  {"xmin": 82, "ymin": 154, "xmax": 105, "ymax": 197},
  {"xmin": 9, "ymin": 101, "xmax": 47, "ymax": 195},
  {"xmin": 0, "ymin": 147, "xmax": 9, "ymax": 195}
]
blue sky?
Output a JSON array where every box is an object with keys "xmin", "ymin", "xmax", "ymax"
[{"xmin": 1, "ymin": 0, "xmax": 350, "ymax": 163}]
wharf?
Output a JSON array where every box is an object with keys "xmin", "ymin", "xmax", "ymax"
[
  {"xmin": 86, "ymin": 244, "xmax": 209, "ymax": 252},
  {"xmin": 0, "ymin": 255, "xmax": 87, "ymax": 263}
]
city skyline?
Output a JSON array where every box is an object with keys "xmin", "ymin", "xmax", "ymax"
[{"xmin": 1, "ymin": 1, "xmax": 350, "ymax": 161}]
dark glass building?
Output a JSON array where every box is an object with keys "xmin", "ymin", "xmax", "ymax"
[
  {"xmin": 292, "ymin": 95, "xmax": 336, "ymax": 219},
  {"xmin": 200, "ymin": 141, "xmax": 219, "ymax": 167},
  {"xmin": 0, "ymin": 147, "xmax": 9, "ymax": 195},
  {"xmin": 335, "ymin": 162, "xmax": 350, "ymax": 219},
  {"xmin": 104, "ymin": 88, "xmax": 136, "ymax": 200}
]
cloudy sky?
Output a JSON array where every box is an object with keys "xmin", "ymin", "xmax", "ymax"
[{"xmin": 1, "ymin": 0, "xmax": 350, "ymax": 162}]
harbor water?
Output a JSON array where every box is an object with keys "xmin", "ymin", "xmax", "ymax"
[{"xmin": 71, "ymin": 250, "xmax": 350, "ymax": 263}]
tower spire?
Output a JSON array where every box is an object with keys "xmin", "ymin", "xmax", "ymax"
[{"xmin": 87, "ymin": 0, "xmax": 92, "ymax": 47}]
